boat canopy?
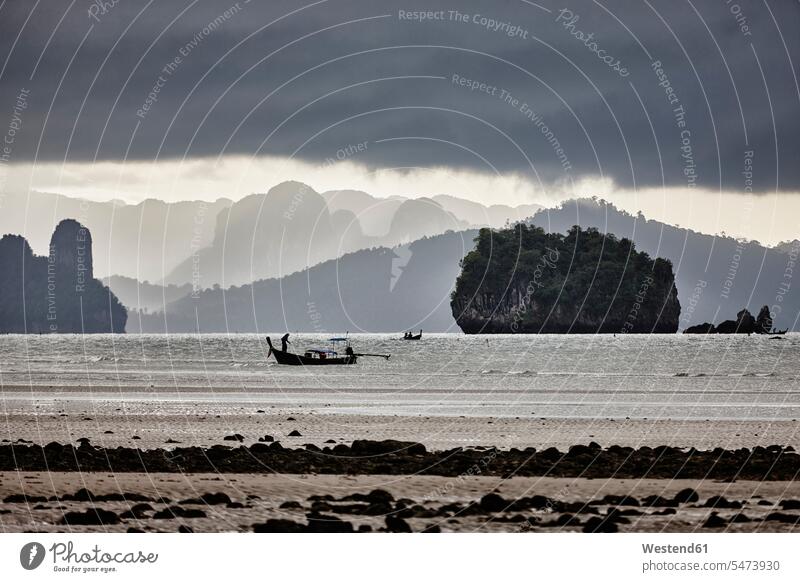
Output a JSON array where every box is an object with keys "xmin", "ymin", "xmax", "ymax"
[{"xmin": 328, "ymin": 337, "xmax": 348, "ymax": 342}]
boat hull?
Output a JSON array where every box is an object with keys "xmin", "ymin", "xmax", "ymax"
[{"xmin": 270, "ymin": 349, "xmax": 357, "ymax": 366}]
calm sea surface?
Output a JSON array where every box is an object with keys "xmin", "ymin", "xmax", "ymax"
[{"xmin": 1, "ymin": 334, "xmax": 798, "ymax": 421}]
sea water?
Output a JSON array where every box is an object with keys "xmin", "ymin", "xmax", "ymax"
[{"xmin": 0, "ymin": 333, "xmax": 798, "ymax": 421}]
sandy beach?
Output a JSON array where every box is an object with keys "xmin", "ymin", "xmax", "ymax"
[
  {"xmin": 2, "ymin": 472, "xmax": 799, "ymax": 533},
  {"xmin": 3, "ymin": 409, "xmax": 799, "ymax": 452},
  {"xmin": 2, "ymin": 333, "xmax": 799, "ymax": 533}
]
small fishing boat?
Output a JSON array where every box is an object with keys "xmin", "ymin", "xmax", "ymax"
[
  {"xmin": 402, "ymin": 329, "xmax": 422, "ymax": 340},
  {"xmin": 266, "ymin": 334, "xmax": 389, "ymax": 366}
]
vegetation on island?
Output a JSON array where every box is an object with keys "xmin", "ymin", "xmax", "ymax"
[{"xmin": 450, "ymin": 224, "xmax": 680, "ymax": 333}]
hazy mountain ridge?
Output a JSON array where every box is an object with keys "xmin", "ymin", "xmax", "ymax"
[
  {"xmin": 102, "ymin": 276, "xmax": 193, "ymax": 314},
  {"xmin": 774, "ymin": 240, "xmax": 800, "ymax": 255},
  {"xmin": 129, "ymin": 199, "xmax": 800, "ymax": 333},
  {"xmin": 12, "ymin": 188, "xmax": 791, "ymax": 334},
  {"xmin": 130, "ymin": 230, "xmax": 477, "ymax": 333},
  {"xmin": 0, "ymin": 191, "xmax": 230, "ymax": 282},
  {"xmin": 0, "ymin": 184, "xmax": 542, "ymax": 294},
  {"xmin": 160, "ymin": 182, "xmax": 540, "ymax": 288}
]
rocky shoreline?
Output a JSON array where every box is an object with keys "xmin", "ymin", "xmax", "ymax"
[{"xmin": 2, "ymin": 439, "xmax": 799, "ymax": 480}]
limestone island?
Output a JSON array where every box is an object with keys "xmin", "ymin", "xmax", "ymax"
[{"xmin": 450, "ymin": 224, "xmax": 680, "ymax": 334}]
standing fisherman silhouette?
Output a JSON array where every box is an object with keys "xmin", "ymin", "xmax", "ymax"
[{"xmin": 281, "ymin": 333, "xmax": 291, "ymax": 352}]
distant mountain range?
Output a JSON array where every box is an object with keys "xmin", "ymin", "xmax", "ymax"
[
  {"xmin": 131, "ymin": 199, "xmax": 800, "ymax": 333},
  {"xmin": 101, "ymin": 276, "xmax": 193, "ymax": 314},
  {"xmin": 161, "ymin": 182, "xmax": 542, "ymax": 288},
  {"xmin": 5, "ymin": 187, "xmax": 795, "ymax": 333},
  {"xmin": 0, "ymin": 191, "xmax": 229, "ymax": 283},
  {"xmin": 129, "ymin": 230, "xmax": 477, "ymax": 333},
  {"xmin": 774, "ymin": 240, "xmax": 800, "ymax": 254},
  {"xmin": 0, "ymin": 185, "xmax": 540, "ymax": 290}
]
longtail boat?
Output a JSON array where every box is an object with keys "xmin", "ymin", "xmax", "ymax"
[
  {"xmin": 402, "ymin": 329, "xmax": 422, "ymax": 340},
  {"xmin": 266, "ymin": 335, "xmax": 389, "ymax": 366}
]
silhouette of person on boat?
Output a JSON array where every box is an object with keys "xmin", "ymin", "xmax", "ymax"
[{"xmin": 281, "ymin": 333, "xmax": 291, "ymax": 352}]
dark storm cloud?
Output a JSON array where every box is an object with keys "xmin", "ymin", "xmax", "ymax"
[{"xmin": 0, "ymin": 0, "xmax": 798, "ymax": 192}]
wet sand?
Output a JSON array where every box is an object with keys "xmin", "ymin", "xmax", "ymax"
[{"xmin": 2, "ymin": 410, "xmax": 799, "ymax": 451}]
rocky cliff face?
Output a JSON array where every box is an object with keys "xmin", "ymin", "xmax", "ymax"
[
  {"xmin": 451, "ymin": 224, "xmax": 680, "ymax": 334},
  {"xmin": 0, "ymin": 220, "xmax": 126, "ymax": 333}
]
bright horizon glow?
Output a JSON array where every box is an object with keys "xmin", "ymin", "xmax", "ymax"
[{"xmin": 1, "ymin": 155, "xmax": 796, "ymax": 246}]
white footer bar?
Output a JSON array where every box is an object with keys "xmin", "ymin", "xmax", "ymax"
[{"xmin": 1, "ymin": 533, "xmax": 797, "ymax": 581}]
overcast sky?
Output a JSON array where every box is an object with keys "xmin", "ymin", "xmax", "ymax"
[{"xmin": 1, "ymin": 0, "xmax": 798, "ymax": 242}]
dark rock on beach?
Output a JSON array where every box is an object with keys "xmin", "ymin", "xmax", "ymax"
[
  {"xmin": 729, "ymin": 513, "xmax": 752, "ymax": 523},
  {"xmin": 305, "ymin": 513, "xmax": 354, "ymax": 533},
  {"xmin": 702, "ymin": 512, "xmax": 728, "ymax": 528},
  {"xmin": 479, "ymin": 493, "xmax": 508, "ymax": 512},
  {"xmin": 341, "ymin": 489, "xmax": 394, "ymax": 505},
  {"xmin": 673, "ymin": 488, "xmax": 699, "ymax": 504},
  {"xmin": 179, "ymin": 492, "xmax": 231, "ymax": 506},
  {"xmin": 765, "ymin": 512, "xmax": 800, "ymax": 525},
  {"xmin": 119, "ymin": 503, "xmax": 154, "ymax": 520},
  {"xmin": 350, "ymin": 440, "xmax": 427, "ymax": 456},
  {"xmin": 704, "ymin": 496, "xmax": 742, "ymax": 509},
  {"xmin": 641, "ymin": 495, "xmax": 678, "ymax": 508},
  {"xmin": 200, "ymin": 492, "xmax": 232, "ymax": 505},
  {"xmin": 253, "ymin": 519, "xmax": 308, "ymax": 533},
  {"xmin": 582, "ymin": 516, "xmax": 619, "ymax": 533},
  {"xmin": 2, "ymin": 440, "xmax": 800, "ymax": 481},
  {"xmin": 152, "ymin": 506, "xmax": 207, "ymax": 519},
  {"xmin": 385, "ymin": 515, "xmax": 412, "ymax": 533},
  {"xmin": 60, "ymin": 508, "xmax": 121, "ymax": 526}
]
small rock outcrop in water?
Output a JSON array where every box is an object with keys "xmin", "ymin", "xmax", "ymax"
[
  {"xmin": 450, "ymin": 224, "xmax": 680, "ymax": 333},
  {"xmin": 684, "ymin": 306, "xmax": 780, "ymax": 334},
  {"xmin": 0, "ymin": 220, "xmax": 126, "ymax": 333}
]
